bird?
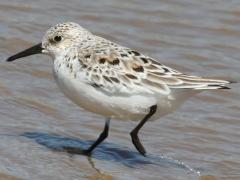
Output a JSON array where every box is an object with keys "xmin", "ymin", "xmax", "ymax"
[{"xmin": 6, "ymin": 22, "xmax": 233, "ymax": 156}]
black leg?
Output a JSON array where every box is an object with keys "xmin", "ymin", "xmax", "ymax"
[
  {"xmin": 130, "ymin": 105, "xmax": 157, "ymax": 156},
  {"xmin": 63, "ymin": 119, "xmax": 110, "ymax": 156}
]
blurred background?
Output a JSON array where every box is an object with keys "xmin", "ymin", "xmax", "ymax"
[{"xmin": 1, "ymin": 0, "xmax": 240, "ymax": 179}]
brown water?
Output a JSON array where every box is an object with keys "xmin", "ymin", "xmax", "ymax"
[{"xmin": 1, "ymin": 0, "xmax": 240, "ymax": 179}]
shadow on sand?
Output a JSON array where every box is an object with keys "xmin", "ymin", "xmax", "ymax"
[{"xmin": 21, "ymin": 132, "xmax": 200, "ymax": 174}]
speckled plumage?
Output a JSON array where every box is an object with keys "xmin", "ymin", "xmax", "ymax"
[
  {"xmin": 39, "ymin": 22, "xmax": 232, "ymax": 120},
  {"xmin": 7, "ymin": 22, "xmax": 233, "ymax": 155}
]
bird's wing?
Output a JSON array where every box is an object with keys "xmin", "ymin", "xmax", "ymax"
[{"xmin": 79, "ymin": 43, "xmax": 231, "ymax": 95}]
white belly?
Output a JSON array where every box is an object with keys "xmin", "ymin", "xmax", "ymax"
[{"xmin": 53, "ymin": 62, "xmax": 192, "ymax": 121}]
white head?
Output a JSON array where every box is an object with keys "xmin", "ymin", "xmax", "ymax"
[
  {"xmin": 7, "ymin": 22, "xmax": 92, "ymax": 61},
  {"xmin": 42, "ymin": 22, "xmax": 91, "ymax": 57}
]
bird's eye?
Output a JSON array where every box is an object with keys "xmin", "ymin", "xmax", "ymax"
[{"xmin": 53, "ymin": 36, "xmax": 62, "ymax": 42}]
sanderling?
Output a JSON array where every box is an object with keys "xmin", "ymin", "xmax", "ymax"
[{"xmin": 6, "ymin": 22, "xmax": 233, "ymax": 156}]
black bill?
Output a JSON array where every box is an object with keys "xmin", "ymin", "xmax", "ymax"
[{"xmin": 6, "ymin": 43, "xmax": 43, "ymax": 62}]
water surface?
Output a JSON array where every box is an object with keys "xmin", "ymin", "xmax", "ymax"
[{"xmin": 1, "ymin": 0, "xmax": 240, "ymax": 179}]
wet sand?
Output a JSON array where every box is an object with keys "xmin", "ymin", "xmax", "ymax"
[{"xmin": 1, "ymin": 0, "xmax": 240, "ymax": 179}]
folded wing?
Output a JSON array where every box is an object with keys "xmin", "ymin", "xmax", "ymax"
[{"xmin": 79, "ymin": 39, "xmax": 232, "ymax": 95}]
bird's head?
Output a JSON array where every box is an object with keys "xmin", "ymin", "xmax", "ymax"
[{"xmin": 6, "ymin": 22, "xmax": 91, "ymax": 61}]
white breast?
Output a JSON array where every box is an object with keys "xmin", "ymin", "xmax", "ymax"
[{"xmin": 53, "ymin": 59, "xmax": 189, "ymax": 121}]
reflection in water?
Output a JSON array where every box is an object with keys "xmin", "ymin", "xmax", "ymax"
[
  {"xmin": 22, "ymin": 132, "xmax": 200, "ymax": 175},
  {"xmin": 87, "ymin": 156, "xmax": 114, "ymax": 180}
]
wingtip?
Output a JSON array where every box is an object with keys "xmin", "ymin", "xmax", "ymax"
[
  {"xmin": 218, "ymin": 79, "xmax": 239, "ymax": 89},
  {"xmin": 219, "ymin": 86, "xmax": 231, "ymax": 90}
]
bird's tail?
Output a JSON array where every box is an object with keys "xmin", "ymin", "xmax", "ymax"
[
  {"xmin": 174, "ymin": 75, "xmax": 236, "ymax": 90},
  {"xmin": 194, "ymin": 81, "xmax": 232, "ymax": 90}
]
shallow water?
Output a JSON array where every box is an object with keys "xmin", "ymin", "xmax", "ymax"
[{"xmin": 1, "ymin": 0, "xmax": 240, "ymax": 179}]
